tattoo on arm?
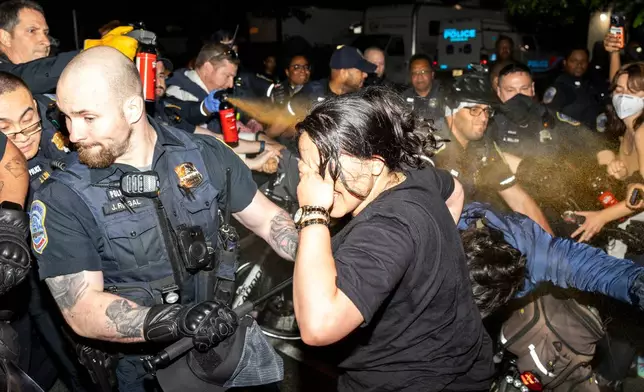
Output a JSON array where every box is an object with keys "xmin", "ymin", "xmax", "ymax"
[
  {"xmin": 0, "ymin": 181, "xmax": 4, "ymax": 193},
  {"xmin": 105, "ymin": 299, "xmax": 148, "ymax": 339},
  {"xmin": 4, "ymin": 155, "xmax": 27, "ymax": 179},
  {"xmin": 46, "ymin": 272, "xmax": 90, "ymax": 312},
  {"xmin": 268, "ymin": 209, "xmax": 298, "ymax": 260}
]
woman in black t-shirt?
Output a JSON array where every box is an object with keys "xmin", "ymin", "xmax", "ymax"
[{"xmin": 293, "ymin": 86, "xmax": 494, "ymax": 392}]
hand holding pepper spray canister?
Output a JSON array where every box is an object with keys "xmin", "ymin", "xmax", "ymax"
[{"xmin": 218, "ymin": 95, "xmax": 239, "ymax": 147}]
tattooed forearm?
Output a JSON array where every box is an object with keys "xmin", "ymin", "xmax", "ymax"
[
  {"xmin": 105, "ymin": 299, "xmax": 149, "ymax": 339},
  {"xmin": 3, "ymin": 155, "xmax": 27, "ymax": 179},
  {"xmin": 46, "ymin": 272, "xmax": 89, "ymax": 311},
  {"xmin": 0, "ymin": 181, "xmax": 4, "ymax": 193},
  {"xmin": 268, "ymin": 209, "xmax": 298, "ymax": 261}
]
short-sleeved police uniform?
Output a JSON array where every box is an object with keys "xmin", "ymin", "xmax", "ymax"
[
  {"xmin": 29, "ymin": 117, "xmax": 257, "ymax": 391},
  {"xmin": 432, "ymin": 126, "xmax": 516, "ymax": 203}
]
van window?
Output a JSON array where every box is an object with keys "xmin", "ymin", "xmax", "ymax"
[
  {"xmin": 429, "ymin": 21, "xmax": 441, "ymax": 36},
  {"xmin": 387, "ymin": 36, "xmax": 405, "ymax": 56}
]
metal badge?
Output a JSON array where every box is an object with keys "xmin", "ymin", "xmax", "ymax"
[
  {"xmin": 429, "ymin": 98, "xmax": 438, "ymax": 108},
  {"xmin": 174, "ymin": 162, "xmax": 203, "ymax": 190}
]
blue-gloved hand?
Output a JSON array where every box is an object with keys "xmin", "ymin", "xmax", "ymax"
[{"xmin": 203, "ymin": 89, "xmax": 224, "ymax": 113}]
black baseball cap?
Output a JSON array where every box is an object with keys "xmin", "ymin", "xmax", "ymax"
[{"xmin": 329, "ymin": 46, "xmax": 377, "ymax": 73}]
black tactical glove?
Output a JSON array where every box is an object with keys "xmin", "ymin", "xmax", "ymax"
[
  {"xmin": 143, "ymin": 301, "xmax": 238, "ymax": 352},
  {"xmin": 629, "ymin": 273, "xmax": 644, "ymax": 310},
  {"xmin": 0, "ymin": 204, "xmax": 31, "ymax": 295}
]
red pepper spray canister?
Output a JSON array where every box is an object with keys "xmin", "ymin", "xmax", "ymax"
[
  {"xmin": 136, "ymin": 43, "xmax": 157, "ymax": 102},
  {"xmin": 219, "ymin": 96, "xmax": 239, "ymax": 147}
]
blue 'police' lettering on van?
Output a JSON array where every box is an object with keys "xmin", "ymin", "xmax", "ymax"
[{"xmin": 443, "ymin": 29, "xmax": 477, "ymax": 43}]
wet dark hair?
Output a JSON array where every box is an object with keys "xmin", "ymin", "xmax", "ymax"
[
  {"xmin": 295, "ymin": 86, "xmax": 438, "ymax": 197},
  {"xmin": 607, "ymin": 62, "xmax": 644, "ymax": 137},
  {"xmin": 460, "ymin": 224, "xmax": 526, "ymax": 318}
]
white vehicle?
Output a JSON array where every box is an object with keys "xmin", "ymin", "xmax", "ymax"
[
  {"xmin": 247, "ymin": 7, "xmax": 362, "ymax": 47},
  {"xmin": 360, "ymin": 2, "xmax": 506, "ymax": 83}
]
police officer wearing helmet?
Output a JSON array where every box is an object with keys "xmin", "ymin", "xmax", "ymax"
[
  {"xmin": 401, "ymin": 54, "xmax": 444, "ymax": 122},
  {"xmin": 0, "ymin": 71, "xmax": 90, "ymax": 390},
  {"xmin": 433, "ymin": 71, "xmax": 553, "ymax": 232},
  {"xmin": 30, "ymin": 47, "xmax": 298, "ymax": 391},
  {"xmin": 543, "ymin": 47, "xmax": 609, "ymax": 133}
]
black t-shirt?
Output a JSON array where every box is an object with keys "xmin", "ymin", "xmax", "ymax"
[
  {"xmin": 32, "ymin": 123, "xmax": 257, "ymax": 279},
  {"xmin": 332, "ymin": 167, "xmax": 494, "ymax": 392}
]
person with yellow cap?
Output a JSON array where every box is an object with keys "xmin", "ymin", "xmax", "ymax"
[{"xmin": 0, "ymin": 1, "xmax": 138, "ymax": 95}]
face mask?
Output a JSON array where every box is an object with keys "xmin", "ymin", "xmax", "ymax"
[
  {"xmin": 612, "ymin": 94, "xmax": 644, "ymax": 120},
  {"xmin": 499, "ymin": 93, "xmax": 540, "ymax": 126}
]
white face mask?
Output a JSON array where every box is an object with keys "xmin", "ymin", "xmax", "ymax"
[{"xmin": 612, "ymin": 94, "xmax": 644, "ymax": 120}]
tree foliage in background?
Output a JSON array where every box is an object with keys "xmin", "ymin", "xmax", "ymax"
[{"xmin": 505, "ymin": 0, "xmax": 644, "ymax": 27}]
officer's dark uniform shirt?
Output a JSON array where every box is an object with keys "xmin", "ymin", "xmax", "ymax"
[
  {"xmin": 152, "ymin": 97, "xmax": 203, "ymax": 134},
  {"xmin": 432, "ymin": 125, "xmax": 517, "ymax": 203},
  {"xmin": 543, "ymin": 73, "xmax": 607, "ymax": 133},
  {"xmin": 28, "ymin": 95, "xmax": 70, "ymax": 201},
  {"xmin": 30, "ymin": 119, "xmax": 256, "ymax": 302},
  {"xmin": 401, "ymin": 82, "xmax": 444, "ymax": 122},
  {"xmin": 0, "ymin": 51, "xmax": 78, "ymax": 94}
]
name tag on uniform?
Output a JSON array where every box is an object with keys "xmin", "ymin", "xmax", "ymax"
[{"xmin": 102, "ymin": 198, "xmax": 146, "ymax": 215}]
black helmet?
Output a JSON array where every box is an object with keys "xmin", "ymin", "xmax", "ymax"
[{"xmin": 445, "ymin": 71, "xmax": 498, "ymax": 110}]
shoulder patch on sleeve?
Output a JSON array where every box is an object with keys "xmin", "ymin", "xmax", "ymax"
[
  {"xmin": 543, "ymin": 87, "xmax": 557, "ymax": 104},
  {"xmin": 30, "ymin": 200, "xmax": 48, "ymax": 254},
  {"xmin": 596, "ymin": 113, "xmax": 608, "ymax": 132},
  {"xmin": 556, "ymin": 112, "xmax": 581, "ymax": 126}
]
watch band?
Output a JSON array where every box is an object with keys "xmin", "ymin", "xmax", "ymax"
[
  {"xmin": 297, "ymin": 218, "xmax": 329, "ymax": 230},
  {"xmin": 300, "ymin": 205, "xmax": 329, "ymax": 218},
  {"xmin": 258, "ymin": 141, "xmax": 266, "ymax": 154}
]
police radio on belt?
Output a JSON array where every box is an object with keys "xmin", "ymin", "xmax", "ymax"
[{"xmin": 127, "ymin": 22, "xmax": 157, "ymax": 102}]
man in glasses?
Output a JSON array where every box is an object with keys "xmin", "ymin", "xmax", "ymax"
[
  {"xmin": 401, "ymin": 53, "xmax": 444, "ymax": 122},
  {"xmin": 433, "ymin": 72, "xmax": 552, "ymax": 233},
  {"xmin": 0, "ymin": 71, "xmax": 87, "ymax": 390}
]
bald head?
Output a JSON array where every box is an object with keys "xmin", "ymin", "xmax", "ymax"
[
  {"xmin": 364, "ymin": 47, "xmax": 385, "ymax": 78},
  {"xmin": 59, "ymin": 46, "xmax": 142, "ymax": 105}
]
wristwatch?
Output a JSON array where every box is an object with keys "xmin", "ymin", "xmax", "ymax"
[{"xmin": 294, "ymin": 206, "xmax": 330, "ymax": 229}]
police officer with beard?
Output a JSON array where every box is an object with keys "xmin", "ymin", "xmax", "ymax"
[
  {"xmin": 491, "ymin": 63, "xmax": 607, "ymax": 161},
  {"xmin": 433, "ymin": 71, "xmax": 553, "ymax": 232},
  {"xmin": 29, "ymin": 47, "xmax": 297, "ymax": 392},
  {"xmin": 543, "ymin": 48, "xmax": 608, "ymax": 133}
]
